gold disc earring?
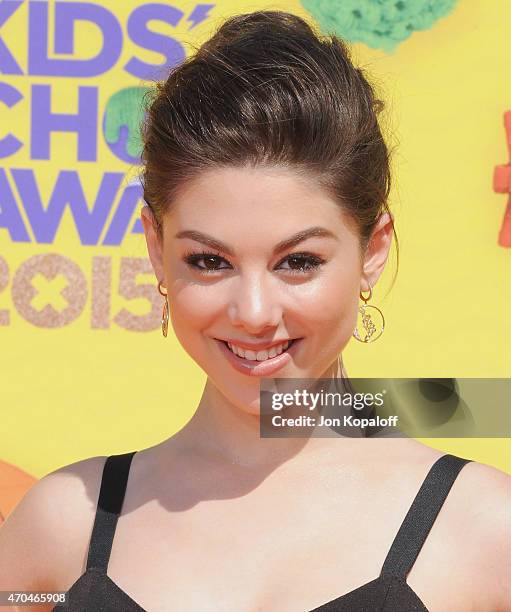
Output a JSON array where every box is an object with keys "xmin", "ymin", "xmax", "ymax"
[
  {"xmin": 352, "ymin": 282, "xmax": 385, "ymax": 343},
  {"xmin": 157, "ymin": 280, "xmax": 169, "ymax": 338}
]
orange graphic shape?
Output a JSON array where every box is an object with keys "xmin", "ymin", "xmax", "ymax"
[{"xmin": 0, "ymin": 459, "xmax": 37, "ymax": 524}]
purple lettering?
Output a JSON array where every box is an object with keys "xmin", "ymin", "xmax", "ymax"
[
  {"xmin": 187, "ymin": 5, "xmax": 215, "ymax": 30},
  {"xmin": 11, "ymin": 169, "xmax": 123, "ymax": 245},
  {"xmin": 102, "ymin": 179, "xmax": 143, "ymax": 246},
  {"xmin": 0, "ymin": 82, "xmax": 23, "ymax": 157},
  {"xmin": 0, "ymin": 168, "xmax": 30, "ymax": 242},
  {"xmin": 131, "ymin": 216, "xmax": 143, "ymax": 234},
  {"xmin": 0, "ymin": 0, "xmax": 23, "ymax": 75},
  {"xmin": 31, "ymin": 84, "xmax": 97, "ymax": 161},
  {"xmin": 124, "ymin": 4, "xmax": 185, "ymax": 80},
  {"xmin": 28, "ymin": 1, "xmax": 122, "ymax": 77}
]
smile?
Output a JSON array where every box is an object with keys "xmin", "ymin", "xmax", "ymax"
[
  {"xmin": 214, "ymin": 338, "xmax": 303, "ymax": 377},
  {"xmin": 226, "ymin": 339, "xmax": 296, "ymax": 361}
]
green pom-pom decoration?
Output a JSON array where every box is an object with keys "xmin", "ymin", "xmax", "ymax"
[
  {"xmin": 300, "ymin": 0, "xmax": 459, "ymax": 53},
  {"xmin": 104, "ymin": 87, "xmax": 150, "ymax": 159}
]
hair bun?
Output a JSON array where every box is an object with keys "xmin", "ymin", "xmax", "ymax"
[{"xmin": 200, "ymin": 10, "xmax": 318, "ymax": 56}]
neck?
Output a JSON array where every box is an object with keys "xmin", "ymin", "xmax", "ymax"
[{"xmin": 170, "ymin": 356, "xmax": 369, "ymax": 470}]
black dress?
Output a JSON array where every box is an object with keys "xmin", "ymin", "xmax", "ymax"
[{"xmin": 53, "ymin": 451, "xmax": 472, "ymax": 611}]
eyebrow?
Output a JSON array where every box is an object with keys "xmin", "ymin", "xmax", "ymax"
[{"xmin": 174, "ymin": 226, "xmax": 338, "ymax": 256}]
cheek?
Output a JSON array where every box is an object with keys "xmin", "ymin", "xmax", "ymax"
[
  {"xmin": 292, "ymin": 270, "xmax": 360, "ymax": 367},
  {"xmin": 298, "ymin": 269, "xmax": 360, "ymax": 333},
  {"xmin": 167, "ymin": 294, "xmax": 216, "ymax": 357},
  {"xmin": 170, "ymin": 294, "xmax": 212, "ymax": 329},
  {"xmin": 157, "ymin": 272, "xmax": 205, "ymax": 349}
]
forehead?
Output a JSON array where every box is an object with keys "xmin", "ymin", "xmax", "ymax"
[{"xmin": 162, "ymin": 165, "xmax": 358, "ymax": 244}]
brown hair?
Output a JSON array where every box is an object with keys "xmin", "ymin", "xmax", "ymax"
[{"xmin": 140, "ymin": 9, "xmax": 399, "ymax": 282}]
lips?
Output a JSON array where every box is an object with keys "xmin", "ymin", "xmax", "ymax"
[
  {"xmin": 226, "ymin": 339, "xmax": 295, "ymax": 359},
  {"xmin": 218, "ymin": 338, "xmax": 298, "ymax": 351},
  {"xmin": 215, "ymin": 337, "xmax": 303, "ymax": 377}
]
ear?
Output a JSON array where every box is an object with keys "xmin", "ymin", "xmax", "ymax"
[
  {"xmin": 141, "ymin": 205, "xmax": 165, "ymax": 284},
  {"xmin": 361, "ymin": 212, "xmax": 394, "ymax": 292}
]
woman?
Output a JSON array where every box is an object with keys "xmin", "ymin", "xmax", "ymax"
[{"xmin": 1, "ymin": 10, "xmax": 510, "ymax": 612}]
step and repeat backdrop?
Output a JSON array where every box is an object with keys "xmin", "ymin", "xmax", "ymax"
[{"xmin": 1, "ymin": 0, "xmax": 510, "ymax": 519}]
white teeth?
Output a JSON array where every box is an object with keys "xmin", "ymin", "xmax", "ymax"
[{"xmin": 227, "ymin": 340, "xmax": 291, "ymax": 361}]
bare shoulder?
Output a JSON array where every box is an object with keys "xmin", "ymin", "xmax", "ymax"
[
  {"xmin": 450, "ymin": 458, "xmax": 511, "ymax": 534},
  {"xmin": 447, "ymin": 458, "xmax": 511, "ymax": 610},
  {"xmin": 408, "ymin": 444, "xmax": 511, "ymax": 539},
  {"xmin": 0, "ymin": 454, "xmax": 108, "ymax": 593},
  {"xmin": 390, "ymin": 442, "xmax": 511, "ymax": 609}
]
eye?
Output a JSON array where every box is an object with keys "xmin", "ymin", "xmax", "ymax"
[
  {"xmin": 277, "ymin": 253, "xmax": 325, "ymax": 274},
  {"xmin": 183, "ymin": 250, "xmax": 325, "ymax": 275},
  {"xmin": 183, "ymin": 250, "xmax": 230, "ymax": 273}
]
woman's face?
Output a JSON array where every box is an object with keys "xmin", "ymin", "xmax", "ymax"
[{"xmin": 142, "ymin": 165, "xmax": 392, "ymax": 415}]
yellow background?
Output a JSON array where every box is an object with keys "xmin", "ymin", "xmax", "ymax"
[{"xmin": 0, "ymin": 0, "xmax": 509, "ymax": 479}]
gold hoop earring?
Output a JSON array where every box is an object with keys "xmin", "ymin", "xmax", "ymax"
[
  {"xmin": 352, "ymin": 282, "xmax": 385, "ymax": 343},
  {"xmin": 158, "ymin": 280, "xmax": 169, "ymax": 338}
]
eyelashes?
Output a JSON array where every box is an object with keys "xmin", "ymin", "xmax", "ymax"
[{"xmin": 182, "ymin": 249, "xmax": 326, "ymax": 276}]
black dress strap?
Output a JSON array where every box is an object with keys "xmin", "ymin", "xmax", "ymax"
[
  {"xmin": 380, "ymin": 453, "xmax": 472, "ymax": 579},
  {"xmin": 86, "ymin": 451, "xmax": 137, "ymax": 572}
]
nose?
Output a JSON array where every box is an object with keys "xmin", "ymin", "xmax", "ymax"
[{"xmin": 227, "ymin": 273, "xmax": 283, "ymax": 334}]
